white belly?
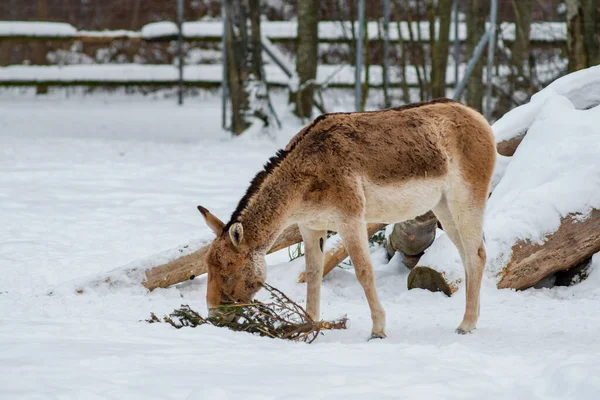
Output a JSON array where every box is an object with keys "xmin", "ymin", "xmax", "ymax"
[
  {"xmin": 363, "ymin": 178, "xmax": 445, "ymax": 224},
  {"xmin": 290, "ymin": 177, "xmax": 446, "ymax": 231}
]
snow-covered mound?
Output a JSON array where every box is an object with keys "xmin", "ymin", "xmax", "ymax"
[
  {"xmin": 421, "ymin": 67, "xmax": 600, "ymax": 287},
  {"xmin": 485, "ymin": 95, "xmax": 600, "ymax": 278},
  {"xmin": 493, "ymin": 64, "xmax": 600, "ymax": 144}
]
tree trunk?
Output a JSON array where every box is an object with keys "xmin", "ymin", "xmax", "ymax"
[
  {"xmin": 131, "ymin": 0, "xmax": 142, "ymax": 30},
  {"xmin": 465, "ymin": 0, "xmax": 488, "ymax": 111},
  {"xmin": 566, "ymin": 0, "xmax": 587, "ymax": 72},
  {"xmin": 400, "ymin": 1, "xmax": 426, "ymax": 101},
  {"xmin": 430, "ymin": 0, "xmax": 452, "ymax": 98},
  {"xmin": 414, "ymin": 0, "xmax": 430, "ymax": 100},
  {"xmin": 224, "ymin": 0, "xmax": 268, "ymax": 135},
  {"xmin": 510, "ymin": 0, "xmax": 533, "ymax": 96},
  {"xmin": 583, "ymin": 0, "xmax": 599, "ymax": 67},
  {"xmin": 394, "ymin": 7, "xmax": 411, "ymax": 103},
  {"xmin": 249, "ymin": 0, "xmax": 264, "ymax": 81},
  {"xmin": 360, "ymin": 15, "xmax": 370, "ymax": 111},
  {"xmin": 38, "ymin": 0, "xmax": 48, "ymax": 20},
  {"xmin": 292, "ymin": 0, "xmax": 319, "ymax": 119},
  {"xmin": 380, "ymin": 10, "xmax": 391, "ymax": 108}
]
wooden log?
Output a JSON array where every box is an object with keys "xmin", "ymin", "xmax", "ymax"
[
  {"xmin": 407, "ymin": 209, "xmax": 600, "ymax": 295},
  {"xmin": 297, "ymin": 223, "xmax": 387, "ymax": 283},
  {"xmin": 142, "ymin": 224, "xmax": 303, "ymax": 291},
  {"xmin": 497, "ymin": 209, "xmax": 600, "ymax": 290},
  {"xmin": 496, "ymin": 133, "xmax": 526, "ymax": 157},
  {"xmin": 406, "ymin": 234, "xmax": 462, "ymax": 296},
  {"xmin": 269, "ymin": 224, "xmax": 304, "ymax": 253},
  {"xmin": 407, "ymin": 266, "xmax": 458, "ymax": 296},
  {"xmin": 386, "ymin": 211, "xmax": 438, "ymax": 269},
  {"xmin": 141, "ymin": 245, "xmax": 209, "ymax": 291}
]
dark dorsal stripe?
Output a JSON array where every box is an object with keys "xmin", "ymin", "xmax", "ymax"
[{"xmin": 222, "ymin": 97, "xmax": 458, "ymax": 234}]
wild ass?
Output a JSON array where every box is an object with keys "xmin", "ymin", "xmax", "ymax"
[{"xmin": 198, "ymin": 98, "xmax": 496, "ymax": 339}]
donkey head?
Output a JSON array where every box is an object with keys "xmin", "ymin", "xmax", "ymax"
[{"xmin": 197, "ymin": 206, "xmax": 266, "ymax": 316}]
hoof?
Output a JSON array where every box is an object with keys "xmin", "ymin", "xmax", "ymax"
[
  {"xmin": 455, "ymin": 327, "xmax": 474, "ymax": 335},
  {"xmin": 368, "ymin": 332, "xmax": 387, "ymax": 341}
]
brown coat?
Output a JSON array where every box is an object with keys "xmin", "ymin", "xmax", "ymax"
[{"xmin": 200, "ymin": 98, "xmax": 496, "ymax": 339}]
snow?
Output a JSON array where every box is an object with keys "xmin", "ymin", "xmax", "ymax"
[
  {"xmin": 140, "ymin": 19, "xmax": 567, "ymax": 43},
  {"xmin": 0, "ymin": 64, "xmax": 211, "ymax": 83},
  {"xmin": 498, "ymin": 21, "xmax": 566, "ymax": 42},
  {"xmin": 140, "ymin": 21, "xmax": 179, "ymax": 39},
  {"xmin": 493, "ymin": 64, "xmax": 600, "ymax": 144},
  {"xmin": 0, "ymin": 21, "xmax": 77, "ymax": 37},
  {"xmin": 1, "ymin": 87, "xmax": 600, "ymax": 399},
  {"xmin": 77, "ymin": 29, "xmax": 141, "ymax": 38},
  {"xmin": 0, "ymin": 22, "xmax": 137, "ymax": 39}
]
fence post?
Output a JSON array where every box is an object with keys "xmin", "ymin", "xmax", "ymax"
[
  {"xmin": 382, "ymin": 0, "xmax": 391, "ymax": 108},
  {"xmin": 221, "ymin": 2, "xmax": 228, "ymax": 129},
  {"xmin": 453, "ymin": 0, "xmax": 459, "ymax": 90},
  {"xmin": 176, "ymin": 0, "xmax": 184, "ymax": 105}
]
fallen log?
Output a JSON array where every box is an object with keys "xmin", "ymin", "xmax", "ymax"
[
  {"xmin": 142, "ymin": 224, "xmax": 303, "ymax": 291},
  {"xmin": 297, "ymin": 223, "xmax": 386, "ymax": 283},
  {"xmin": 406, "ymin": 234, "xmax": 462, "ymax": 296},
  {"xmin": 141, "ymin": 245, "xmax": 210, "ymax": 291},
  {"xmin": 386, "ymin": 211, "xmax": 438, "ymax": 269},
  {"xmin": 497, "ymin": 209, "xmax": 600, "ymax": 290},
  {"xmin": 408, "ymin": 209, "xmax": 600, "ymax": 294}
]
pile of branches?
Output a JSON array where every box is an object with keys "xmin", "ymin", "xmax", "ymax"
[{"xmin": 147, "ymin": 283, "xmax": 347, "ymax": 343}]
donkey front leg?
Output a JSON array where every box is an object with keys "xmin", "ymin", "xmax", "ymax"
[
  {"xmin": 338, "ymin": 220, "xmax": 386, "ymax": 339},
  {"xmin": 299, "ymin": 226, "xmax": 327, "ymax": 321}
]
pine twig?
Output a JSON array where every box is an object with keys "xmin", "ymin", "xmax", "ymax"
[{"xmin": 146, "ymin": 283, "xmax": 348, "ymax": 343}]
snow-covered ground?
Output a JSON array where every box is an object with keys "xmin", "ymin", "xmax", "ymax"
[{"xmin": 1, "ymin": 88, "xmax": 599, "ymax": 399}]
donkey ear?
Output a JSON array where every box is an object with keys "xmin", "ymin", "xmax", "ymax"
[
  {"xmin": 197, "ymin": 205, "xmax": 225, "ymax": 235},
  {"xmin": 228, "ymin": 222, "xmax": 246, "ymax": 248}
]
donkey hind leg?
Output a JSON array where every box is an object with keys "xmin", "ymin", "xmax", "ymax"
[
  {"xmin": 337, "ymin": 219, "xmax": 386, "ymax": 340},
  {"xmin": 434, "ymin": 193, "xmax": 486, "ymax": 334},
  {"xmin": 299, "ymin": 226, "xmax": 327, "ymax": 322}
]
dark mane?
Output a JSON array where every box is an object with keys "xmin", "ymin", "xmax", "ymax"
[
  {"xmin": 222, "ymin": 97, "xmax": 457, "ymax": 233},
  {"xmin": 223, "ymin": 149, "xmax": 288, "ymax": 233}
]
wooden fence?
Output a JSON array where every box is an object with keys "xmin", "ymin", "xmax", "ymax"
[{"xmin": 0, "ymin": 20, "xmax": 567, "ymax": 89}]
